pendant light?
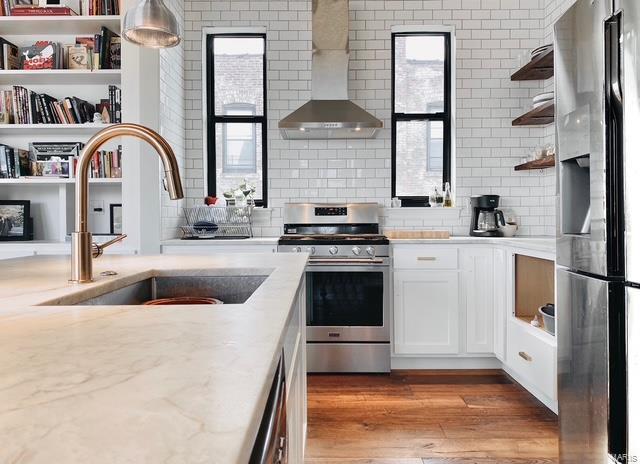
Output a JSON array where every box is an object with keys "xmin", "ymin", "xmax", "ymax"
[{"xmin": 123, "ymin": 0, "xmax": 181, "ymax": 49}]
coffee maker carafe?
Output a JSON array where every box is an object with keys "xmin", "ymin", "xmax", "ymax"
[{"xmin": 470, "ymin": 195, "xmax": 506, "ymax": 237}]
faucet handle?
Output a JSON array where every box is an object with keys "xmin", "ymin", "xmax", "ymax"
[{"xmin": 92, "ymin": 234, "xmax": 127, "ymax": 258}]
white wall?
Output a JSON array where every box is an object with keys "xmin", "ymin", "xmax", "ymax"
[
  {"xmin": 159, "ymin": 0, "xmax": 187, "ymax": 240},
  {"xmin": 176, "ymin": 0, "xmax": 561, "ymax": 237}
]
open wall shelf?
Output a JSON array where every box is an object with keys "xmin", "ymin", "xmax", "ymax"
[
  {"xmin": 511, "ymin": 48, "xmax": 554, "ymax": 81},
  {"xmin": 0, "ymin": 69, "xmax": 121, "ymax": 85},
  {"xmin": 0, "ymin": 123, "xmax": 115, "ymax": 134},
  {"xmin": 0, "ymin": 15, "xmax": 121, "ymax": 34},
  {"xmin": 0, "ymin": 178, "xmax": 121, "ymax": 185},
  {"xmin": 514, "ymin": 155, "xmax": 556, "ymax": 171},
  {"xmin": 512, "ymin": 101, "xmax": 554, "ymax": 126}
]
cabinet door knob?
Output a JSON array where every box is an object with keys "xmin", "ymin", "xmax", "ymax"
[
  {"xmin": 417, "ymin": 256, "xmax": 437, "ymax": 261},
  {"xmin": 519, "ymin": 351, "xmax": 533, "ymax": 362}
]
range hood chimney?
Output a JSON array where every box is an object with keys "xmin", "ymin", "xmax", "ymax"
[{"xmin": 278, "ymin": 0, "xmax": 383, "ymax": 139}]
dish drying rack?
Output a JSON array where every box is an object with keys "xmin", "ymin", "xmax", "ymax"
[{"xmin": 180, "ymin": 205, "xmax": 253, "ymax": 239}]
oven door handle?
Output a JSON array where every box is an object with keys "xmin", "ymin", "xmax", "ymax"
[{"xmin": 308, "ymin": 258, "xmax": 387, "ymax": 265}]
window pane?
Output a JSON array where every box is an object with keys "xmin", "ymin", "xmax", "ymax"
[
  {"xmin": 213, "ymin": 37, "xmax": 264, "ymax": 116},
  {"xmin": 224, "ymin": 104, "xmax": 255, "ymax": 117},
  {"xmin": 395, "ymin": 120, "xmax": 444, "ymax": 197},
  {"xmin": 394, "ymin": 35, "xmax": 445, "ymax": 114},
  {"xmin": 215, "ymin": 123, "xmax": 263, "ymax": 198}
]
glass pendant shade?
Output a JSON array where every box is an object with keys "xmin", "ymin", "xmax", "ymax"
[{"xmin": 123, "ymin": 0, "xmax": 181, "ymax": 49}]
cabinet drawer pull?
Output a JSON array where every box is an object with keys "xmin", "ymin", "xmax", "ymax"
[
  {"xmin": 417, "ymin": 256, "xmax": 437, "ymax": 261},
  {"xmin": 519, "ymin": 351, "xmax": 533, "ymax": 362}
]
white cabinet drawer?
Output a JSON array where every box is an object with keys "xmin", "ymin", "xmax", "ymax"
[
  {"xmin": 506, "ymin": 319, "xmax": 557, "ymax": 401},
  {"xmin": 393, "ymin": 247, "xmax": 458, "ymax": 270}
]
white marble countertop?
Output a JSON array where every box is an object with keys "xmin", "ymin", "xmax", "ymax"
[
  {"xmin": 388, "ymin": 236, "xmax": 556, "ymax": 253},
  {"xmin": 162, "ymin": 235, "xmax": 555, "ymax": 254},
  {"xmin": 0, "ymin": 253, "xmax": 308, "ymax": 464}
]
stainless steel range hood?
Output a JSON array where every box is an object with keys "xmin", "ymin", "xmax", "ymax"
[{"xmin": 278, "ymin": 0, "xmax": 382, "ymax": 140}]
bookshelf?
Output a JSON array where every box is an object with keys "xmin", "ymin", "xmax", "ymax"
[
  {"xmin": 0, "ymin": 0, "xmax": 168, "ymax": 259},
  {"xmin": 0, "ymin": 12, "xmax": 125, "ymax": 251}
]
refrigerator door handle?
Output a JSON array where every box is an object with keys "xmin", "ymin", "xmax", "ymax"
[
  {"xmin": 609, "ymin": 18, "xmax": 623, "ymax": 108},
  {"xmin": 604, "ymin": 13, "xmax": 625, "ymax": 276}
]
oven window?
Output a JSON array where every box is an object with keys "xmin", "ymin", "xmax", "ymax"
[{"xmin": 307, "ymin": 272, "xmax": 384, "ymax": 326}]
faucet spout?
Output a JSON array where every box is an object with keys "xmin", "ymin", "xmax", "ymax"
[{"xmin": 71, "ymin": 123, "xmax": 184, "ymax": 283}]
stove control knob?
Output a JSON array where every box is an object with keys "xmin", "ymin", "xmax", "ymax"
[
  {"xmin": 292, "ymin": 246, "xmax": 302, "ymax": 253},
  {"xmin": 365, "ymin": 246, "xmax": 376, "ymax": 257},
  {"xmin": 329, "ymin": 246, "xmax": 339, "ymax": 255},
  {"xmin": 352, "ymin": 246, "xmax": 362, "ymax": 256},
  {"xmin": 306, "ymin": 246, "xmax": 316, "ymax": 255}
]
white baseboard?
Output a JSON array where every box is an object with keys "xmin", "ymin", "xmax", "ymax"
[{"xmin": 391, "ymin": 356, "xmax": 502, "ymax": 370}]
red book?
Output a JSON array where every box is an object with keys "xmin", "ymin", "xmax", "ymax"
[{"xmin": 10, "ymin": 7, "xmax": 78, "ymax": 16}]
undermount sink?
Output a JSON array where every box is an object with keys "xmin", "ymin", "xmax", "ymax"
[{"xmin": 43, "ymin": 275, "xmax": 269, "ymax": 306}]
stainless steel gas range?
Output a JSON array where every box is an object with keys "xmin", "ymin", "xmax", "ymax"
[{"xmin": 277, "ymin": 203, "xmax": 390, "ymax": 373}]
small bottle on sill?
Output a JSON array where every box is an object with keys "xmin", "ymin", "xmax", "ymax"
[{"xmin": 443, "ymin": 182, "xmax": 453, "ymax": 207}]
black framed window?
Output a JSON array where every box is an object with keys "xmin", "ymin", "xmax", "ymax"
[
  {"xmin": 206, "ymin": 33, "xmax": 267, "ymax": 206},
  {"xmin": 392, "ymin": 32, "xmax": 452, "ymax": 206}
]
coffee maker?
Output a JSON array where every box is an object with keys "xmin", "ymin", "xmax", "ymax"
[{"xmin": 470, "ymin": 195, "xmax": 506, "ymax": 237}]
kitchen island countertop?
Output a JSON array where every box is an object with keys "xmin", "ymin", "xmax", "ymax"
[{"xmin": 0, "ymin": 253, "xmax": 308, "ymax": 464}]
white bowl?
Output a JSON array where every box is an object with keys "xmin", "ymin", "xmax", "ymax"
[{"xmin": 499, "ymin": 223, "xmax": 518, "ymax": 237}]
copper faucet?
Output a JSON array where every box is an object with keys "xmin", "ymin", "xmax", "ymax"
[{"xmin": 70, "ymin": 123, "xmax": 184, "ymax": 283}]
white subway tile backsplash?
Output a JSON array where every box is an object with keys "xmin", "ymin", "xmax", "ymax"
[{"xmin": 164, "ymin": 0, "xmax": 566, "ymax": 238}]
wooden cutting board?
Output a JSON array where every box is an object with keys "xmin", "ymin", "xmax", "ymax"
[{"xmin": 386, "ymin": 230, "xmax": 451, "ymax": 239}]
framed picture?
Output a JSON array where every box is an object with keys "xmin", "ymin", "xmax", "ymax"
[
  {"xmin": 109, "ymin": 203, "xmax": 122, "ymax": 235},
  {"xmin": 39, "ymin": 0, "xmax": 81, "ymax": 12},
  {"xmin": 0, "ymin": 200, "xmax": 31, "ymax": 241}
]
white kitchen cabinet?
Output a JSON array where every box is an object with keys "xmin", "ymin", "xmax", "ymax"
[
  {"xmin": 461, "ymin": 247, "xmax": 494, "ymax": 354},
  {"xmin": 492, "ymin": 247, "xmax": 508, "ymax": 361},
  {"xmin": 394, "ymin": 270, "xmax": 460, "ymax": 354},
  {"xmin": 285, "ymin": 282, "xmax": 307, "ymax": 462}
]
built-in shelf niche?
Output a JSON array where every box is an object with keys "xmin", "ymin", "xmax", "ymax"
[{"xmin": 514, "ymin": 254, "xmax": 555, "ymax": 334}]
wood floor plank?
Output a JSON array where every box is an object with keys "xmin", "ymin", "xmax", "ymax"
[
  {"xmin": 305, "ymin": 460, "xmax": 424, "ymax": 464},
  {"xmin": 305, "ymin": 371, "xmax": 558, "ymax": 463},
  {"xmin": 421, "ymin": 459, "xmax": 558, "ymax": 464}
]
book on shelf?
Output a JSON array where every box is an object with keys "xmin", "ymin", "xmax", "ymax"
[
  {"xmin": 20, "ymin": 41, "xmax": 61, "ymax": 69},
  {"xmin": 0, "ymin": 85, "xmax": 121, "ymax": 125},
  {"xmin": 0, "ymin": 143, "xmax": 30, "ymax": 178},
  {"xmin": 89, "ymin": 145, "xmax": 121, "ymax": 178},
  {"xmin": 1, "ymin": 0, "xmax": 119, "ymax": 16},
  {"xmin": 0, "ymin": 37, "xmax": 20, "ymax": 70},
  {"xmin": 0, "ymin": 141, "xmax": 122, "ymax": 179},
  {"xmin": 0, "ymin": 90, "xmax": 13, "ymax": 123},
  {"xmin": 10, "ymin": 6, "xmax": 77, "ymax": 15}
]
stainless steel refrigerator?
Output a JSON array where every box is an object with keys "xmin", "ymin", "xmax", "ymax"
[{"xmin": 556, "ymin": 0, "xmax": 639, "ymax": 462}]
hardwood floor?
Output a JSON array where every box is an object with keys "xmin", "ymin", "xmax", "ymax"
[{"xmin": 304, "ymin": 370, "xmax": 558, "ymax": 464}]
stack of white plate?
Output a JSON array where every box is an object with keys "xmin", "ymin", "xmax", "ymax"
[
  {"xmin": 531, "ymin": 44, "xmax": 552, "ymax": 59},
  {"xmin": 533, "ymin": 91, "xmax": 554, "ymax": 108}
]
